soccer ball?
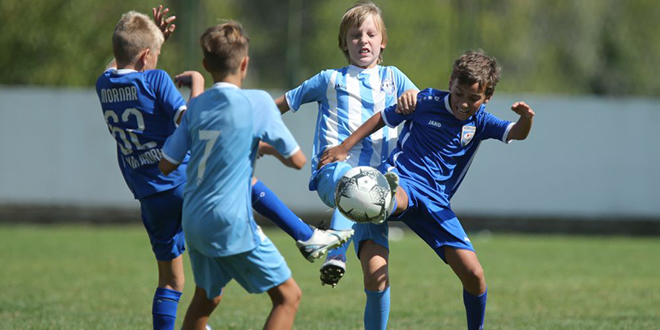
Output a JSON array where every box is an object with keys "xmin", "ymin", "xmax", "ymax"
[{"xmin": 334, "ymin": 166, "xmax": 392, "ymax": 223}]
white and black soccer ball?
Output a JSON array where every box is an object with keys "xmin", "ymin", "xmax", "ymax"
[{"xmin": 334, "ymin": 166, "xmax": 392, "ymax": 223}]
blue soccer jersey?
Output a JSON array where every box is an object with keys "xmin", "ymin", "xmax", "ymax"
[
  {"xmin": 96, "ymin": 68, "xmax": 188, "ymax": 199},
  {"xmin": 382, "ymin": 88, "xmax": 514, "ymax": 206},
  {"xmin": 285, "ymin": 65, "xmax": 417, "ymax": 189},
  {"xmin": 162, "ymin": 83, "xmax": 300, "ymax": 257}
]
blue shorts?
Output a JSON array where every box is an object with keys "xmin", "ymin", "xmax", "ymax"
[
  {"xmin": 188, "ymin": 229, "xmax": 291, "ymax": 299},
  {"xmin": 139, "ymin": 183, "xmax": 186, "ymax": 261},
  {"xmin": 353, "ymin": 175, "xmax": 474, "ymax": 263}
]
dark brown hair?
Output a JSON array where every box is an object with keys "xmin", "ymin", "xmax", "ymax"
[{"xmin": 451, "ymin": 50, "xmax": 501, "ymax": 97}]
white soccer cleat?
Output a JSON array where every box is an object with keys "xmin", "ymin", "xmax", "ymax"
[
  {"xmin": 372, "ymin": 171, "xmax": 399, "ymax": 225},
  {"xmin": 296, "ymin": 228, "xmax": 354, "ymax": 262},
  {"xmin": 320, "ymin": 256, "xmax": 346, "ymax": 288}
]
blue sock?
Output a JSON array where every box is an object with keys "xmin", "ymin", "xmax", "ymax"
[
  {"xmin": 463, "ymin": 288, "xmax": 487, "ymax": 330},
  {"xmin": 152, "ymin": 288, "xmax": 181, "ymax": 330},
  {"xmin": 252, "ymin": 180, "xmax": 313, "ymax": 242},
  {"xmin": 364, "ymin": 287, "xmax": 390, "ymax": 330},
  {"xmin": 325, "ymin": 208, "xmax": 353, "ymax": 261}
]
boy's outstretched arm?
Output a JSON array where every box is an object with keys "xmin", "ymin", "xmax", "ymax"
[
  {"xmin": 274, "ymin": 96, "xmax": 290, "ymax": 115},
  {"xmin": 507, "ymin": 101, "xmax": 535, "ymax": 140},
  {"xmin": 258, "ymin": 142, "xmax": 306, "ymax": 169},
  {"xmin": 318, "ymin": 112, "xmax": 386, "ymax": 169}
]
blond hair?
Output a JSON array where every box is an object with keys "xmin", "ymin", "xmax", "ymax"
[
  {"xmin": 451, "ymin": 50, "xmax": 501, "ymax": 98},
  {"xmin": 200, "ymin": 21, "xmax": 250, "ymax": 78},
  {"xmin": 338, "ymin": 1, "xmax": 388, "ymax": 64},
  {"xmin": 112, "ymin": 11, "xmax": 164, "ymax": 66}
]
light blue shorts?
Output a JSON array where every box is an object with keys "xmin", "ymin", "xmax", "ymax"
[
  {"xmin": 188, "ymin": 232, "xmax": 291, "ymax": 299},
  {"xmin": 313, "ymin": 161, "xmax": 353, "ymax": 208},
  {"xmin": 139, "ymin": 184, "xmax": 186, "ymax": 261}
]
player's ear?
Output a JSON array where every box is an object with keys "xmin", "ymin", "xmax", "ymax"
[
  {"xmin": 138, "ymin": 48, "xmax": 151, "ymax": 70},
  {"xmin": 240, "ymin": 56, "xmax": 249, "ymax": 78},
  {"xmin": 202, "ymin": 58, "xmax": 210, "ymax": 73}
]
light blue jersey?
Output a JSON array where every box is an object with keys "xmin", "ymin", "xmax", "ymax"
[
  {"xmin": 96, "ymin": 68, "xmax": 188, "ymax": 199},
  {"xmin": 382, "ymin": 88, "xmax": 514, "ymax": 206},
  {"xmin": 286, "ymin": 65, "xmax": 416, "ymax": 190},
  {"xmin": 162, "ymin": 83, "xmax": 299, "ymax": 257}
]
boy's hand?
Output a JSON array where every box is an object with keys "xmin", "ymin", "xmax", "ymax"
[
  {"xmin": 318, "ymin": 145, "xmax": 349, "ymax": 169},
  {"xmin": 175, "ymin": 71, "xmax": 204, "ymax": 89},
  {"xmin": 511, "ymin": 101, "xmax": 535, "ymax": 119},
  {"xmin": 153, "ymin": 5, "xmax": 176, "ymax": 41},
  {"xmin": 395, "ymin": 89, "xmax": 419, "ymax": 114}
]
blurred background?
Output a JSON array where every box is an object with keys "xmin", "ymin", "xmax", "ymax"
[{"xmin": 1, "ymin": 0, "xmax": 659, "ymax": 234}]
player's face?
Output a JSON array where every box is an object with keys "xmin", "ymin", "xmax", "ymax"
[
  {"xmin": 143, "ymin": 44, "xmax": 161, "ymax": 71},
  {"xmin": 344, "ymin": 14, "xmax": 385, "ymax": 69},
  {"xmin": 448, "ymin": 79, "xmax": 490, "ymax": 121}
]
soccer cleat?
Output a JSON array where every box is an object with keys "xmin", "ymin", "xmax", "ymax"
[
  {"xmin": 320, "ymin": 256, "xmax": 346, "ymax": 288},
  {"xmin": 296, "ymin": 228, "xmax": 354, "ymax": 262},
  {"xmin": 372, "ymin": 171, "xmax": 399, "ymax": 225}
]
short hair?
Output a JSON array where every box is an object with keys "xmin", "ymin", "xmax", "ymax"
[
  {"xmin": 338, "ymin": 1, "xmax": 388, "ymax": 64},
  {"xmin": 451, "ymin": 50, "xmax": 501, "ymax": 98},
  {"xmin": 200, "ymin": 21, "xmax": 250, "ymax": 77},
  {"xmin": 112, "ymin": 11, "xmax": 164, "ymax": 66}
]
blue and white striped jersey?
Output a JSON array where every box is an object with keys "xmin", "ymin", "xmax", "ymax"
[
  {"xmin": 96, "ymin": 68, "xmax": 188, "ymax": 199},
  {"xmin": 382, "ymin": 88, "xmax": 514, "ymax": 207},
  {"xmin": 285, "ymin": 65, "xmax": 417, "ymax": 190}
]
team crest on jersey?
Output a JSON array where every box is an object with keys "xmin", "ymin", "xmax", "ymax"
[
  {"xmin": 381, "ymin": 78, "xmax": 395, "ymax": 95},
  {"xmin": 461, "ymin": 125, "xmax": 476, "ymax": 146}
]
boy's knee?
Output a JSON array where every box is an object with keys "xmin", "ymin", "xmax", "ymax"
[
  {"xmin": 464, "ymin": 267, "xmax": 486, "ymax": 294},
  {"xmin": 316, "ymin": 162, "xmax": 353, "ymax": 207}
]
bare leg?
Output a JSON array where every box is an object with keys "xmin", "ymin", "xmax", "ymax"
[
  {"xmin": 359, "ymin": 240, "xmax": 389, "ymax": 291},
  {"xmin": 443, "ymin": 247, "xmax": 486, "ymax": 295},
  {"xmin": 182, "ymin": 286, "xmax": 222, "ymax": 330},
  {"xmin": 157, "ymin": 255, "xmax": 185, "ymax": 291},
  {"xmin": 264, "ymin": 278, "xmax": 301, "ymax": 330}
]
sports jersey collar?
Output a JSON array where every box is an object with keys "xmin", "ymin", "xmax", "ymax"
[
  {"xmin": 212, "ymin": 82, "xmax": 240, "ymax": 89},
  {"xmin": 348, "ymin": 64, "xmax": 379, "ymax": 75},
  {"xmin": 443, "ymin": 94, "xmax": 454, "ymax": 115},
  {"xmin": 114, "ymin": 68, "xmax": 138, "ymax": 75}
]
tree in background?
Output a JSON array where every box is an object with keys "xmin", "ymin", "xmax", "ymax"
[{"xmin": 0, "ymin": 0, "xmax": 658, "ymax": 96}]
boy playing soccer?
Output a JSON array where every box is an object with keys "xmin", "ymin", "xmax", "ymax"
[
  {"xmin": 95, "ymin": 8, "xmax": 204, "ymax": 329},
  {"xmin": 275, "ymin": 1, "xmax": 418, "ymax": 288},
  {"xmin": 159, "ymin": 22, "xmax": 303, "ymax": 330},
  {"xmin": 319, "ymin": 50, "xmax": 535, "ymax": 329}
]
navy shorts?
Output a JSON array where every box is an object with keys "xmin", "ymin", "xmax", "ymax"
[
  {"xmin": 353, "ymin": 174, "xmax": 474, "ymax": 262},
  {"xmin": 139, "ymin": 183, "xmax": 186, "ymax": 261}
]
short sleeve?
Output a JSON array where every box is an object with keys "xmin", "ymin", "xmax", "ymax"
[
  {"xmin": 148, "ymin": 70, "xmax": 187, "ymax": 124},
  {"xmin": 390, "ymin": 66, "xmax": 418, "ymax": 96},
  {"xmin": 250, "ymin": 91, "xmax": 300, "ymax": 157},
  {"xmin": 382, "ymin": 87, "xmax": 430, "ymax": 128},
  {"xmin": 479, "ymin": 110, "xmax": 515, "ymax": 143},
  {"xmin": 285, "ymin": 71, "xmax": 330, "ymax": 112},
  {"xmin": 162, "ymin": 111, "xmax": 191, "ymax": 164}
]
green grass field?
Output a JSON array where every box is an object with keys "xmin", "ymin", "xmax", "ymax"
[{"xmin": 1, "ymin": 224, "xmax": 658, "ymax": 329}]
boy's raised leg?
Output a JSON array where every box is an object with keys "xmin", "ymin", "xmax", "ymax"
[{"xmin": 251, "ymin": 178, "xmax": 353, "ymax": 262}]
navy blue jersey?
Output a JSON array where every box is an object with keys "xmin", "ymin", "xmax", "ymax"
[
  {"xmin": 381, "ymin": 88, "xmax": 514, "ymax": 207},
  {"xmin": 96, "ymin": 68, "xmax": 188, "ymax": 199}
]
